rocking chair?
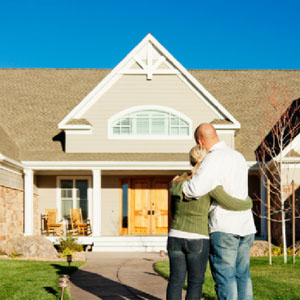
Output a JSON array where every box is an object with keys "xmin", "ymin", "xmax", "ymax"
[
  {"xmin": 43, "ymin": 208, "xmax": 64, "ymax": 236},
  {"xmin": 69, "ymin": 208, "xmax": 92, "ymax": 236}
]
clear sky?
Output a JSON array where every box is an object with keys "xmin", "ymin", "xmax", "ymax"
[{"xmin": 0, "ymin": 0, "xmax": 299, "ymax": 69}]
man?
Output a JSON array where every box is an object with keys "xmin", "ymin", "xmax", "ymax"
[{"xmin": 182, "ymin": 123, "xmax": 256, "ymax": 300}]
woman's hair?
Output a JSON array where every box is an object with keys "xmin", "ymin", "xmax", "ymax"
[
  {"xmin": 172, "ymin": 144, "xmax": 207, "ymax": 182},
  {"xmin": 189, "ymin": 144, "xmax": 207, "ymax": 175}
]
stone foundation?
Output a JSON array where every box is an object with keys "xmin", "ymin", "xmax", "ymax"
[
  {"xmin": 0, "ymin": 185, "xmax": 23, "ymax": 242},
  {"xmin": 0, "ymin": 185, "xmax": 40, "ymax": 242}
]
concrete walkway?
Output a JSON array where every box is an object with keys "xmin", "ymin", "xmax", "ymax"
[{"xmin": 69, "ymin": 252, "xmax": 186, "ymax": 300}]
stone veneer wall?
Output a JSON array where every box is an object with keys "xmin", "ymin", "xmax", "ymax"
[
  {"xmin": 0, "ymin": 185, "xmax": 40, "ymax": 240},
  {"xmin": 0, "ymin": 185, "xmax": 23, "ymax": 241}
]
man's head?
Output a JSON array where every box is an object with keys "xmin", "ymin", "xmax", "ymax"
[{"xmin": 194, "ymin": 123, "xmax": 220, "ymax": 150}]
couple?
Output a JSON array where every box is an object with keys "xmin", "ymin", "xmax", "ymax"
[{"xmin": 167, "ymin": 123, "xmax": 256, "ymax": 300}]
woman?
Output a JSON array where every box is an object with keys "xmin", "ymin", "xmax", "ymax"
[{"xmin": 166, "ymin": 144, "xmax": 252, "ymax": 300}]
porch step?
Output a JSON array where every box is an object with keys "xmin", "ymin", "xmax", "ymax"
[
  {"xmin": 92, "ymin": 236, "xmax": 168, "ymax": 252},
  {"xmin": 46, "ymin": 235, "xmax": 168, "ymax": 252}
]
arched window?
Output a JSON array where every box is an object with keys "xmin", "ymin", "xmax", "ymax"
[{"xmin": 108, "ymin": 106, "xmax": 191, "ymax": 139}]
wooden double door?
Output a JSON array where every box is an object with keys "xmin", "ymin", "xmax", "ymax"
[{"xmin": 123, "ymin": 177, "xmax": 171, "ymax": 235}]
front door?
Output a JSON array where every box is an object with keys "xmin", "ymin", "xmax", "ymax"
[{"xmin": 121, "ymin": 177, "xmax": 171, "ymax": 235}]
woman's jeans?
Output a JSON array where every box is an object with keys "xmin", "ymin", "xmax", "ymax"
[
  {"xmin": 209, "ymin": 232, "xmax": 255, "ymax": 300},
  {"xmin": 166, "ymin": 237, "xmax": 209, "ymax": 300}
]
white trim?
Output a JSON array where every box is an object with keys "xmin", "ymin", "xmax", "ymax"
[
  {"xmin": 22, "ymin": 160, "xmax": 190, "ymax": 171},
  {"xmin": 280, "ymin": 133, "xmax": 300, "ymax": 158},
  {"xmin": 57, "ymin": 176, "xmax": 92, "ymax": 221},
  {"xmin": 0, "ymin": 153, "xmax": 23, "ymax": 169},
  {"xmin": 58, "ymin": 33, "xmax": 240, "ymax": 130},
  {"xmin": 24, "ymin": 169, "xmax": 34, "ymax": 236},
  {"xmin": 107, "ymin": 105, "xmax": 193, "ymax": 140},
  {"xmin": 92, "ymin": 169, "xmax": 101, "ymax": 236},
  {"xmin": 247, "ymin": 161, "xmax": 260, "ymax": 170},
  {"xmin": 0, "ymin": 164, "xmax": 23, "ymax": 175}
]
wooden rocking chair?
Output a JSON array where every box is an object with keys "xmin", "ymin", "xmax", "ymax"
[
  {"xmin": 44, "ymin": 208, "xmax": 64, "ymax": 236},
  {"xmin": 70, "ymin": 208, "xmax": 92, "ymax": 236}
]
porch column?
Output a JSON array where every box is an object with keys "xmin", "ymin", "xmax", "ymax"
[
  {"xmin": 24, "ymin": 168, "xmax": 34, "ymax": 236},
  {"xmin": 92, "ymin": 168, "xmax": 101, "ymax": 236}
]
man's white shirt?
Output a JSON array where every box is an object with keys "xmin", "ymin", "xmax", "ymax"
[{"xmin": 182, "ymin": 141, "xmax": 256, "ymax": 236}]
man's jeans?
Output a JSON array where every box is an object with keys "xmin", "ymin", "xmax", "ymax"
[
  {"xmin": 209, "ymin": 232, "xmax": 255, "ymax": 300},
  {"xmin": 166, "ymin": 237, "xmax": 209, "ymax": 300}
]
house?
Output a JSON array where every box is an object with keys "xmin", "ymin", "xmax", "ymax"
[{"xmin": 0, "ymin": 34, "xmax": 299, "ymax": 251}]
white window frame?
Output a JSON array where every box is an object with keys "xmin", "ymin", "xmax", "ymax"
[
  {"xmin": 56, "ymin": 176, "xmax": 92, "ymax": 220},
  {"xmin": 108, "ymin": 105, "xmax": 192, "ymax": 140}
]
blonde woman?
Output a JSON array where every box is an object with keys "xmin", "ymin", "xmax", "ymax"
[{"xmin": 167, "ymin": 144, "xmax": 253, "ymax": 300}]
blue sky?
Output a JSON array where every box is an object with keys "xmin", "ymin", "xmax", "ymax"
[{"xmin": 0, "ymin": 0, "xmax": 299, "ymax": 69}]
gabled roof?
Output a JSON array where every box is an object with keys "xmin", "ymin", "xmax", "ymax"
[
  {"xmin": 0, "ymin": 124, "xmax": 19, "ymax": 161},
  {"xmin": 58, "ymin": 34, "xmax": 240, "ymax": 130},
  {"xmin": 0, "ymin": 69, "xmax": 299, "ymax": 162}
]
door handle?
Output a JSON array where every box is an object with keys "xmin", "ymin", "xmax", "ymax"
[
  {"xmin": 148, "ymin": 210, "xmax": 151, "ymax": 215},
  {"xmin": 148, "ymin": 210, "xmax": 155, "ymax": 215},
  {"xmin": 152, "ymin": 210, "xmax": 155, "ymax": 215}
]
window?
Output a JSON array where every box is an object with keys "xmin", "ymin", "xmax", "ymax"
[
  {"xmin": 109, "ymin": 106, "xmax": 191, "ymax": 139},
  {"xmin": 59, "ymin": 178, "xmax": 90, "ymax": 221}
]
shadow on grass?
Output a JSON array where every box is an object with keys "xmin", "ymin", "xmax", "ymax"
[
  {"xmin": 43, "ymin": 287, "xmax": 58, "ymax": 297},
  {"xmin": 51, "ymin": 263, "xmax": 161, "ymax": 300}
]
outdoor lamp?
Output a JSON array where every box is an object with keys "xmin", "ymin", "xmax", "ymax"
[
  {"xmin": 67, "ymin": 254, "xmax": 72, "ymax": 268},
  {"xmin": 58, "ymin": 275, "xmax": 70, "ymax": 300}
]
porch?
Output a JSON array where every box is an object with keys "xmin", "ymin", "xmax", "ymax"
[{"xmin": 46, "ymin": 235, "xmax": 168, "ymax": 252}]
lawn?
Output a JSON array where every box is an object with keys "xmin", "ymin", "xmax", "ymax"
[
  {"xmin": 0, "ymin": 259, "xmax": 84, "ymax": 300},
  {"xmin": 154, "ymin": 257, "xmax": 300, "ymax": 300}
]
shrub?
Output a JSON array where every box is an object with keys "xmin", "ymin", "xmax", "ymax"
[
  {"xmin": 265, "ymin": 246, "xmax": 295, "ymax": 256},
  {"xmin": 58, "ymin": 234, "xmax": 83, "ymax": 254}
]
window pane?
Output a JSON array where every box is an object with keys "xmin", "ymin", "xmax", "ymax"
[
  {"xmin": 61, "ymin": 180, "xmax": 73, "ymax": 189},
  {"xmin": 179, "ymin": 127, "xmax": 189, "ymax": 135},
  {"xmin": 113, "ymin": 127, "xmax": 120, "ymax": 134},
  {"xmin": 120, "ymin": 118, "xmax": 130, "ymax": 125},
  {"xmin": 179, "ymin": 119, "xmax": 188, "ymax": 126},
  {"xmin": 121, "ymin": 127, "xmax": 130, "ymax": 134},
  {"xmin": 76, "ymin": 180, "xmax": 88, "ymax": 221},
  {"xmin": 136, "ymin": 118, "xmax": 149, "ymax": 134},
  {"xmin": 61, "ymin": 200, "xmax": 72, "ymax": 220},
  {"xmin": 171, "ymin": 127, "xmax": 179, "ymax": 135},
  {"xmin": 151, "ymin": 118, "xmax": 165, "ymax": 134},
  {"xmin": 152, "ymin": 111, "xmax": 165, "ymax": 118},
  {"xmin": 171, "ymin": 117, "xmax": 179, "ymax": 126}
]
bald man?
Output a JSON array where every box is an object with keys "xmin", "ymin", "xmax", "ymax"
[{"xmin": 183, "ymin": 123, "xmax": 256, "ymax": 300}]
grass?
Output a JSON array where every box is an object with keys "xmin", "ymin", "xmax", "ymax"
[
  {"xmin": 0, "ymin": 259, "xmax": 84, "ymax": 300},
  {"xmin": 154, "ymin": 256, "xmax": 300, "ymax": 300}
]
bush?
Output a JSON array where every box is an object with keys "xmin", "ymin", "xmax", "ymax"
[
  {"xmin": 265, "ymin": 246, "xmax": 295, "ymax": 256},
  {"xmin": 58, "ymin": 234, "xmax": 83, "ymax": 255}
]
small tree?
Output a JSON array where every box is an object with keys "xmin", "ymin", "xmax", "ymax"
[{"xmin": 255, "ymin": 84, "xmax": 300, "ymax": 263}]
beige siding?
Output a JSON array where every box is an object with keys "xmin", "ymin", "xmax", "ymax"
[
  {"xmin": 66, "ymin": 75, "xmax": 221, "ymax": 153},
  {"xmin": 101, "ymin": 175, "xmax": 120, "ymax": 236},
  {"xmin": 37, "ymin": 175, "xmax": 57, "ymax": 217},
  {"xmin": 0, "ymin": 168, "xmax": 23, "ymax": 191},
  {"xmin": 218, "ymin": 132, "xmax": 235, "ymax": 149}
]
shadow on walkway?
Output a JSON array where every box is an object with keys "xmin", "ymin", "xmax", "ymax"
[{"xmin": 52, "ymin": 263, "xmax": 162, "ymax": 300}]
